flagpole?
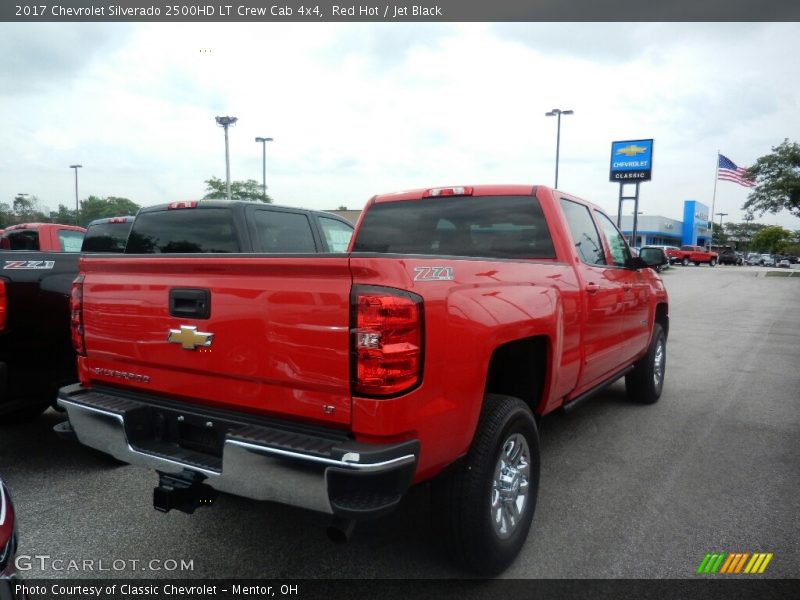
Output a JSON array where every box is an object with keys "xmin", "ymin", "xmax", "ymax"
[{"xmin": 709, "ymin": 150, "xmax": 720, "ymax": 248}]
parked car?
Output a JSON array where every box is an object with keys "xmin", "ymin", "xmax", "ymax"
[
  {"xmin": 0, "ymin": 477, "xmax": 19, "ymax": 583},
  {"xmin": 718, "ymin": 249, "xmax": 743, "ymax": 265},
  {"xmin": 81, "ymin": 216, "xmax": 136, "ymax": 253},
  {"xmin": 2, "ymin": 204, "xmax": 353, "ymax": 424},
  {"xmin": 760, "ymin": 254, "xmax": 775, "ymax": 267},
  {"xmin": 745, "ymin": 253, "xmax": 761, "ymax": 266},
  {"xmin": 1, "ymin": 240, "xmax": 82, "ymax": 421},
  {"xmin": 60, "ymin": 185, "xmax": 669, "ymax": 575},
  {"xmin": 777, "ymin": 258, "xmax": 791, "ymax": 268},
  {"xmin": 670, "ymin": 245, "xmax": 718, "ymax": 266}
]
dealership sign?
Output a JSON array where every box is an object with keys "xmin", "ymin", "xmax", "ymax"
[{"xmin": 609, "ymin": 139, "xmax": 654, "ymax": 182}]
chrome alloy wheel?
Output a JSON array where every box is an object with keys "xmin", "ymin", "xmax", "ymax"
[
  {"xmin": 490, "ymin": 433, "xmax": 531, "ymax": 539},
  {"xmin": 653, "ymin": 336, "xmax": 665, "ymax": 389}
]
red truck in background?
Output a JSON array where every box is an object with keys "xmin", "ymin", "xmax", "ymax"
[
  {"xmin": 0, "ymin": 223, "xmax": 85, "ymax": 252},
  {"xmin": 59, "ymin": 186, "xmax": 669, "ymax": 574},
  {"xmin": 666, "ymin": 245, "xmax": 718, "ymax": 267}
]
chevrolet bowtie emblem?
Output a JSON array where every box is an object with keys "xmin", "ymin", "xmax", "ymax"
[
  {"xmin": 167, "ymin": 325, "xmax": 214, "ymax": 350},
  {"xmin": 616, "ymin": 144, "xmax": 647, "ymax": 156}
]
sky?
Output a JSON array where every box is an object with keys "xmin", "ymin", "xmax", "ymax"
[{"xmin": 1, "ymin": 21, "xmax": 799, "ymax": 229}]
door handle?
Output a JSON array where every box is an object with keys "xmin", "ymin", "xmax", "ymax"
[
  {"xmin": 169, "ymin": 288, "xmax": 211, "ymax": 319},
  {"xmin": 586, "ymin": 282, "xmax": 600, "ymax": 294},
  {"xmin": 622, "ymin": 284, "xmax": 633, "ymax": 292}
]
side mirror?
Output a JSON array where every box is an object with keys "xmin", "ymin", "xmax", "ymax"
[{"xmin": 638, "ymin": 247, "xmax": 668, "ymax": 269}]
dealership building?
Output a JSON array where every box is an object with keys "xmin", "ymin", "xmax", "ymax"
[{"xmin": 616, "ymin": 200, "xmax": 712, "ymax": 248}]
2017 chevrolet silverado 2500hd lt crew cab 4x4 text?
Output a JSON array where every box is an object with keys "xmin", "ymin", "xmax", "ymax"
[{"xmin": 59, "ymin": 187, "xmax": 668, "ymax": 574}]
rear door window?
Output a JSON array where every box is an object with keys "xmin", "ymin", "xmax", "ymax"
[
  {"xmin": 353, "ymin": 195, "xmax": 555, "ymax": 259},
  {"xmin": 318, "ymin": 217, "xmax": 354, "ymax": 252},
  {"xmin": 594, "ymin": 211, "xmax": 632, "ymax": 268},
  {"xmin": 253, "ymin": 210, "xmax": 317, "ymax": 253},
  {"xmin": 58, "ymin": 230, "xmax": 85, "ymax": 252},
  {"xmin": 126, "ymin": 208, "xmax": 240, "ymax": 253},
  {"xmin": 559, "ymin": 199, "xmax": 606, "ymax": 265}
]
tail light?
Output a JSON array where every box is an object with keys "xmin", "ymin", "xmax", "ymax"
[
  {"xmin": 352, "ymin": 287, "xmax": 423, "ymax": 397},
  {"xmin": 167, "ymin": 201, "xmax": 198, "ymax": 209},
  {"xmin": 70, "ymin": 275, "xmax": 86, "ymax": 356},
  {"xmin": 423, "ymin": 186, "xmax": 473, "ymax": 197},
  {"xmin": 0, "ymin": 280, "xmax": 6, "ymax": 331}
]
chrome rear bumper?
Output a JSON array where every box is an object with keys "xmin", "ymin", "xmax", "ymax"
[{"xmin": 58, "ymin": 384, "xmax": 418, "ymax": 519}]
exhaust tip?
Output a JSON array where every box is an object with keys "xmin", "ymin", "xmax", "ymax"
[{"xmin": 327, "ymin": 518, "xmax": 356, "ymax": 543}]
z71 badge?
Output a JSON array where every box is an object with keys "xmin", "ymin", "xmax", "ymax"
[
  {"xmin": 413, "ymin": 266, "xmax": 454, "ymax": 281},
  {"xmin": 3, "ymin": 260, "xmax": 55, "ymax": 270}
]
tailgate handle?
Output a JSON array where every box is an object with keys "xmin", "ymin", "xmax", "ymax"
[{"xmin": 169, "ymin": 289, "xmax": 211, "ymax": 319}]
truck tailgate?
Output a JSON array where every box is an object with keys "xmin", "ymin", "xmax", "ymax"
[{"xmin": 80, "ymin": 256, "xmax": 353, "ymax": 426}]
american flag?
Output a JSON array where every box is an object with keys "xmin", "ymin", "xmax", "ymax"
[{"xmin": 718, "ymin": 154, "xmax": 755, "ymax": 188}]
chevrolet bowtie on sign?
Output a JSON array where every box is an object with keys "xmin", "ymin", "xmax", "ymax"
[{"xmin": 167, "ymin": 325, "xmax": 214, "ymax": 350}]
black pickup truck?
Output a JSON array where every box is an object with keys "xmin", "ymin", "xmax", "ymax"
[
  {"xmin": 1, "ymin": 204, "xmax": 354, "ymax": 423},
  {"xmin": 0, "ymin": 251, "xmax": 81, "ymax": 421}
]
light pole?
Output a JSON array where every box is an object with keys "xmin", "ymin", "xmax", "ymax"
[
  {"xmin": 545, "ymin": 108, "xmax": 573, "ymax": 189},
  {"xmin": 215, "ymin": 116, "xmax": 238, "ymax": 201},
  {"xmin": 69, "ymin": 164, "xmax": 82, "ymax": 219},
  {"xmin": 255, "ymin": 136, "xmax": 273, "ymax": 201}
]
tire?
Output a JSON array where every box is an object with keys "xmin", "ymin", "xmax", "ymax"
[
  {"xmin": 625, "ymin": 323, "xmax": 666, "ymax": 404},
  {"xmin": 432, "ymin": 394, "xmax": 540, "ymax": 575},
  {"xmin": 709, "ymin": 258, "xmax": 717, "ymax": 267},
  {"xmin": 681, "ymin": 257, "xmax": 689, "ymax": 266}
]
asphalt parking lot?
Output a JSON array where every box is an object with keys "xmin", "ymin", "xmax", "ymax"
[{"xmin": 1, "ymin": 264, "xmax": 798, "ymax": 580}]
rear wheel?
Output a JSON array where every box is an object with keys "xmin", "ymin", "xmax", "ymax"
[
  {"xmin": 432, "ymin": 394, "xmax": 540, "ymax": 575},
  {"xmin": 681, "ymin": 257, "xmax": 689, "ymax": 266},
  {"xmin": 626, "ymin": 323, "xmax": 666, "ymax": 404},
  {"xmin": 709, "ymin": 258, "xmax": 717, "ymax": 267}
]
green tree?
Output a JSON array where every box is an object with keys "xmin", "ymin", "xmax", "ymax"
[
  {"xmin": 203, "ymin": 177, "xmax": 272, "ymax": 203},
  {"xmin": 0, "ymin": 202, "xmax": 14, "ymax": 228},
  {"xmin": 722, "ymin": 221, "xmax": 767, "ymax": 252},
  {"xmin": 743, "ymin": 139, "xmax": 800, "ymax": 219},
  {"xmin": 77, "ymin": 196, "xmax": 141, "ymax": 227},
  {"xmin": 750, "ymin": 225, "xmax": 793, "ymax": 253},
  {"xmin": 12, "ymin": 193, "xmax": 49, "ymax": 222},
  {"xmin": 51, "ymin": 204, "xmax": 78, "ymax": 225}
]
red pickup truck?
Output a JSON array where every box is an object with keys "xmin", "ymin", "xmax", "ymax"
[
  {"xmin": 0, "ymin": 223, "xmax": 85, "ymax": 252},
  {"xmin": 59, "ymin": 187, "xmax": 669, "ymax": 574},
  {"xmin": 666, "ymin": 245, "xmax": 718, "ymax": 267}
]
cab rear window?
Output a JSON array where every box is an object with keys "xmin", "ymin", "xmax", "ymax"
[
  {"xmin": 3, "ymin": 230, "xmax": 39, "ymax": 250},
  {"xmin": 126, "ymin": 208, "xmax": 239, "ymax": 254},
  {"xmin": 352, "ymin": 195, "xmax": 555, "ymax": 259},
  {"xmin": 82, "ymin": 222, "xmax": 133, "ymax": 252}
]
